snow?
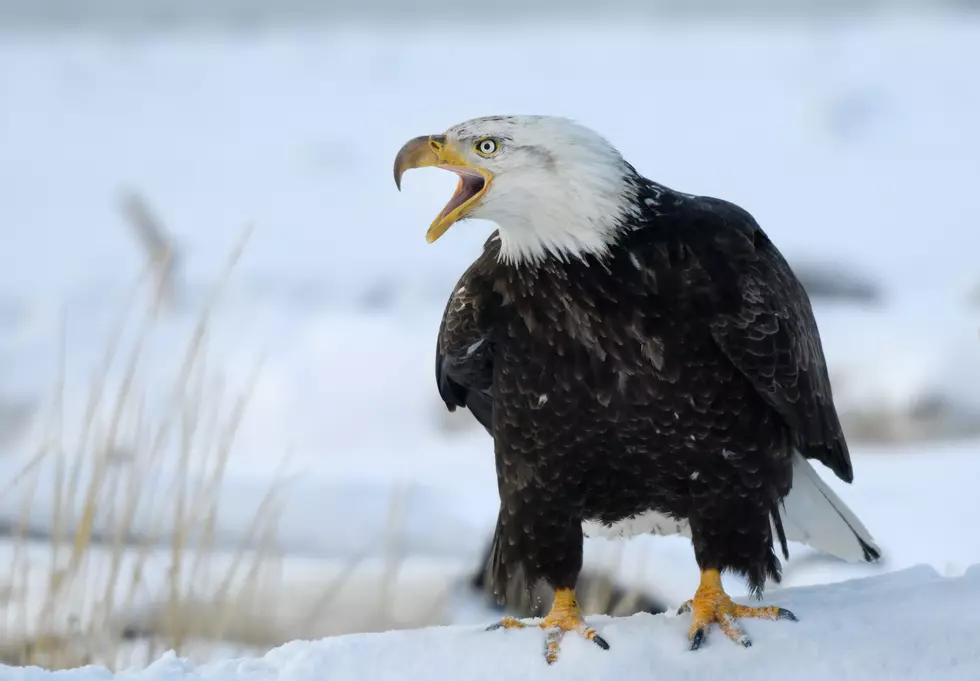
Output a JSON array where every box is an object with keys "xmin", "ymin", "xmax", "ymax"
[
  {"xmin": 4, "ymin": 566, "xmax": 980, "ymax": 681},
  {"xmin": 1, "ymin": 6, "xmax": 980, "ymax": 676}
]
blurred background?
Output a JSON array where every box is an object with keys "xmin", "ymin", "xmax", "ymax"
[{"xmin": 1, "ymin": 0, "xmax": 979, "ymax": 670}]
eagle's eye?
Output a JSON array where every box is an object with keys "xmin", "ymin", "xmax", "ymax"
[{"xmin": 474, "ymin": 137, "xmax": 500, "ymax": 157}]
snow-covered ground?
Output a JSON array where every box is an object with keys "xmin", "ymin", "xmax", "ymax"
[
  {"xmin": 1, "ymin": 9, "xmax": 980, "ymax": 674},
  {"xmin": 6, "ymin": 566, "xmax": 980, "ymax": 681}
]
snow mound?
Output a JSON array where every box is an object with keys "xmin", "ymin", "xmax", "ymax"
[{"xmin": 6, "ymin": 566, "xmax": 980, "ymax": 681}]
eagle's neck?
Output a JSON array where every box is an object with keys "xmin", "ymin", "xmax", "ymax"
[{"xmin": 494, "ymin": 165, "xmax": 649, "ymax": 267}]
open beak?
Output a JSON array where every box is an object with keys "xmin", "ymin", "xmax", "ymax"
[{"xmin": 393, "ymin": 135, "xmax": 493, "ymax": 243}]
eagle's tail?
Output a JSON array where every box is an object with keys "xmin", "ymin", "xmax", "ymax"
[{"xmin": 777, "ymin": 451, "xmax": 882, "ymax": 563}]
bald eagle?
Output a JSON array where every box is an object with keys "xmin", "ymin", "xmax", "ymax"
[{"xmin": 393, "ymin": 116, "xmax": 880, "ymax": 663}]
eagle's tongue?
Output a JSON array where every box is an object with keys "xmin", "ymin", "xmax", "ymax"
[{"xmin": 438, "ymin": 171, "xmax": 485, "ymax": 221}]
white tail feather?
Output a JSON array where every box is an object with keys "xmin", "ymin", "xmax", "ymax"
[
  {"xmin": 776, "ymin": 451, "xmax": 881, "ymax": 563},
  {"xmin": 584, "ymin": 451, "xmax": 881, "ymax": 565}
]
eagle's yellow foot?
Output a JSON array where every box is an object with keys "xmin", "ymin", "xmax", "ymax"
[
  {"xmin": 486, "ymin": 588, "xmax": 609, "ymax": 664},
  {"xmin": 678, "ymin": 569, "xmax": 797, "ymax": 650}
]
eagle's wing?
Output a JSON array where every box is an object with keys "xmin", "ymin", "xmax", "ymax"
[
  {"xmin": 661, "ymin": 198, "xmax": 881, "ymax": 562},
  {"xmin": 704, "ymin": 201, "xmax": 853, "ymax": 484},
  {"xmin": 436, "ymin": 242, "xmax": 498, "ymax": 435}
]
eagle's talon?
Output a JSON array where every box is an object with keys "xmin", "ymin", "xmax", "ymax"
[
  {"xmin": 543, "ymin": 628, "xmax": 564, "ymax": 664},
  {"xmin": 592, "ymin": 633, "xmax": 610, "ymax": 650},
  {"xmin": 540, "ymin": 620, "xmax": 607, "ymax": 665},
  {"xmin": 487, "ymin": 616, "xmax": 526, "ymax": 631},
  {"xmin": 682, "ymin": 569, "xmax": 794, "ymax": 650},
  {"xmin": 776, "ymin": 607, "xmax": 798, "ymax": 622},
  {"xmin": 690, "ymin": 627, "xmax": 705, "ymax": 651},
  {"xmin": 488, "ymin": 588, "xmax": 608, "ymax": 664}
]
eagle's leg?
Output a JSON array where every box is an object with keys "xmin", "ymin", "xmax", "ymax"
[
  {"xmin": 487, "ymin": 588, "xmax": 609, "ymax": 664},
  {"xmin": 484, "ymin": 508, "xmax": 605, "ymax": 663},
  {"xmin": 678, "ymin": 569, "xmax": 796, "ymax": 650}
]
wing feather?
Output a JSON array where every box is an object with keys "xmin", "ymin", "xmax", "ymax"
[
  {"xmin": 435, "ymin": 239, "xmax": 499, "ymax": 434},
  {"xmin": 704, "ymin": 202, "xmax": 853, "ymax": 482}
]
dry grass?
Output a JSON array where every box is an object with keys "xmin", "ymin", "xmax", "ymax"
[{"xmin": 0, "ymin": 226, "xmax": 297, "ymax": 670}]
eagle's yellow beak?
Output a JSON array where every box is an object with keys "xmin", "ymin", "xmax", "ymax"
[{"xmin": 393, "ymin": 135, "xmax": 493, "ymax": 243}]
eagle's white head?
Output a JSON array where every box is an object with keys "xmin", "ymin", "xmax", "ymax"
[{"xmin": 394, "ymin": 115, "xmax": 642, "ymax": 265}]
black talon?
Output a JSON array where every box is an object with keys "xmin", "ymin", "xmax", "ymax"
[
  {"xmin": 593, "ymin": 634, "xmax": 610, "ymax": 650},
  {"xmin": 677, "ymin": 603, "xmax": 691, "ymax": 616},
  {"xmin": 690, "ymin": 628, "xmax": 705, "ymax": 651},
  {"xmin": 486, "ymin": 622, "xmax": 503, "ymax": 631},
  {"xmin": 776, "ymin": 608, "xmax": 798, "ymax": 622},
  {"xmin": 740, "ymin": 637, "xmax": 753, "ymax": 648}
]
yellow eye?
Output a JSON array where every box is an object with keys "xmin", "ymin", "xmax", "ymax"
[{"xmin": 474, "ymin": 138, "xmax": 499, "ymax": 157}]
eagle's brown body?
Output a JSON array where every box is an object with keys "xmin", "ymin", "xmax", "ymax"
[{"xmin": 436, "ymin": 183, "xmax": 874, "ymax": 604}]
